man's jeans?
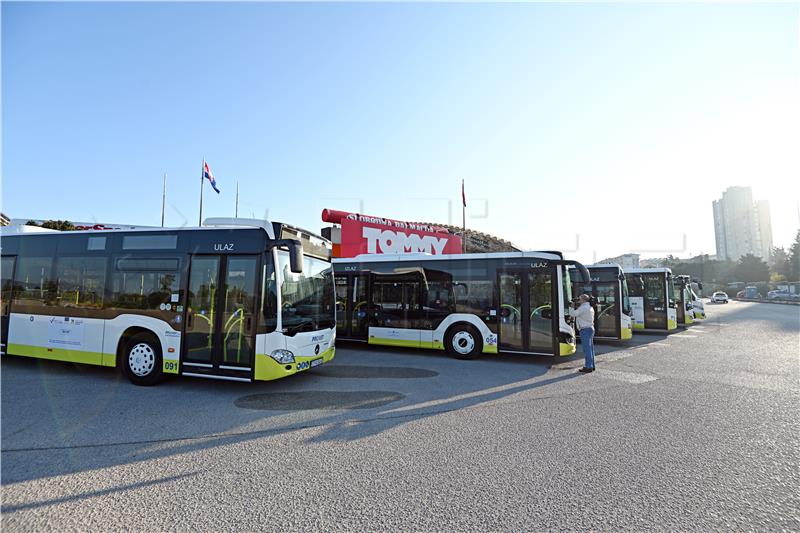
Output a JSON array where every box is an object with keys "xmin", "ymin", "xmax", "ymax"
[{"xmin": 580, "ymin": 327, "xmax": 595, "ymax": 369}]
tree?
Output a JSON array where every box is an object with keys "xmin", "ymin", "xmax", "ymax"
[
  {"xmin": 662, "ymin": 255, "xmax": 680, "ymax": 269},
  {"xmin": 735, "ymin": 253, "xmax": 770, "ymax": 283},
  {"xmin": 26, "ymin": 219, "xmax": 76, "ymax": 231},
  {"xmin": 770, "ymin": 246, "xmax": 791, "ymax": 278},
  {"xmin": 789, "ymin": 230, "xmax": 800, "ymax": 281}
]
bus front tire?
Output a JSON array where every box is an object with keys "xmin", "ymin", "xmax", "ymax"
[
  {"xmin": 123, "ymin": 333, "xmax": 164, "ymax": 386},
  {"xmin": 445, "ymin": 324, "xmax": 483, "ymax": 360}
]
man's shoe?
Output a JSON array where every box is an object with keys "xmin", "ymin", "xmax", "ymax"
[{"xmin": 578, "ymin": 367, "xmax": 595, "ymax": 373}]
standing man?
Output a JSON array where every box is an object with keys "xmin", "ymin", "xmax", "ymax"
[{"xmin": 569, "ymin": 294, "xmax": 596, "ymax": 373}]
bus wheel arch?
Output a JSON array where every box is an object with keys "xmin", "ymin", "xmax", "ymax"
[
  {"xmin": 118, "ymin": 328, "xmax": 164, "ymax": 386},
  {"xmin": 444, "ymin": 322, "xmax": 483, "ymax": 360}
]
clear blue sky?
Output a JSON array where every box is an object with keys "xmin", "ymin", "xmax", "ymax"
[{"xmin": 3, "ymin": 2, "xmax": 798, "ymax": 263}]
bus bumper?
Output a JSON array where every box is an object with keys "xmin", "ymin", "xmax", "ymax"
[{"xmin": 254, "ymin": 346, "xmax": 336, "ymax": 381}]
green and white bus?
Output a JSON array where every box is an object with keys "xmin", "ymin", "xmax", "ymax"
[
  {"xmin": 673, "ymin": 275, "xmax": 696, "ymax": 326},
  {"xmin": 333, "ymin": 252, "xmax": 590, "ymax": 359},
  {"xmin": 675, "ymin": 274, "xmax": 705, "ymax": 320},
  {"xmin": 571, "ymin": 264, "xmax": 633, "ymax": 341},
  {"xmin": 625, "ymin": 267, "xmax": 678, "ymax": 332},
  {"xmin": 0, "ymin": 218, "xmax": 336, "ymax": 385}
]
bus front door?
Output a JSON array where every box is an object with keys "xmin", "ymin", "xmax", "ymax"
[
  {"xmin": 335, "ymin": 274, "xmax": 369, "ymax": 341},
  {"xmin": 499, "ymin": 271, "xmax": 553, "ymax": 354},
  {"xmin": 643, "ymin": 274, "xmax": 667, "ymax": 329},
  {"xmin": 1, "ymin": 255, "xmax": 16, "ymax": 355},
  {"xmin": 594, "ymin": 282, "xmax": 620, "ymax": 339},
  {"xmin": 183, "ymin": 255, "xmax": 259, "ymax": 379}
]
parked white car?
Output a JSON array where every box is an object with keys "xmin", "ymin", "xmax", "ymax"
[
  {"xmin": 767, "ymin": 290, "xmax": 799, "ymax": 301},
  {"xmin": 711, "ymin": 291, "xmax": 729, "ymax": 303}
]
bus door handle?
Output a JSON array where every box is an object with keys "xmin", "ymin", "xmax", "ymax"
[
  {"xmin": 246, "ymin": 316, "xmax": 252, "ymax": 331},
  {"xmin": 187, "ymin": 313, "xmax": 193, "ymax": 328}
]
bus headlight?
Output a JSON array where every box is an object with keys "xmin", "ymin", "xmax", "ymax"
[{"xmin": 269, "ymin": 349, "xmax": 295, "ymax": 364}]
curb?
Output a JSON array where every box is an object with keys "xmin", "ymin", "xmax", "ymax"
[{"xmin": 731, "ymin": 298, "xmax": 800, "ymax": 306}]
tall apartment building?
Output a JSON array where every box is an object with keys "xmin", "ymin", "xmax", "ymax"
[{"xmin": 712, "ymin": 187, "xmax": 773, "ymax": 262}]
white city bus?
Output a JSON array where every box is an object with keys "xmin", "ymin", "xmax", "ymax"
[
  {"xmin": 571, "ymin": 264, "xmax": 633, "ymax": 340},
  {"xmin": 625, "ymin": 267, "xmax": 678, "ymax": 332},
  {"xmin": 673, "ymin": 275, "xmax": 696, "ymax": 326},
  {"xmin": 676, "ymin": 274, "xmax": 705, "ymax": 320},
  {"xmin": 333, "ymin": 252, "xmax": 591, "ymax": 359},
  {"xmin": 0, "ymin": 219, "xmax": 336, "ymax": 385}
]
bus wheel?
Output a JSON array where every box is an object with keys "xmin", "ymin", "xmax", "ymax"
[
  {"xmin": 445, "ymin": 324, "xmax": 483, "ymax": 360},
  {"xmin": 123, "ymin": 333, "xmax": 164, "ymax": 386}
]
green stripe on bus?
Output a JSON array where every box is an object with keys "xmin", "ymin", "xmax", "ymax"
[
  {"xmin": 6, "ymin": 343, "xmax": 105, "ymax": 366},
  {"xmin": 370, "ymin": 337, "xmax": 500, "ymax": 354},
  {"xmin": 368, "ymin": 337, "xmax": 444, "ymax": 350}
]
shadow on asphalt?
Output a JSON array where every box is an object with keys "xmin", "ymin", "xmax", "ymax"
[
  {"xmin": 1, "ymin": 308, "xmax": 741, "ymax": 485},
  {"xmin": 1, "ymin": 344, "xmax": 564, "ymax": 484},
  {"xmin": 0, "ymin": 472, "xmax": 199, "ymax": 513}
]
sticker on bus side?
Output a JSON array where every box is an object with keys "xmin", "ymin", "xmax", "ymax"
[{"xmin": 163, "ymin": 360, "xmax": 179, "ymax": 374}]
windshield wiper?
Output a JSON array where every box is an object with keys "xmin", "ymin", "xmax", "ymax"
[{"xmin": 282, "ymin": 319, "xmax": 315, "ymax": 336}]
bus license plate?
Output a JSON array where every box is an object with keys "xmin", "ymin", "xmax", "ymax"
[{"xmin": 310, "ymin": 358, "xmax": 323, "ymax": 368}]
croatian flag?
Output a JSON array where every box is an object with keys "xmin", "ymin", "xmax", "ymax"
[{"xmin": 204, "ymin": 162, "xmax": 220, "ymax": 193}]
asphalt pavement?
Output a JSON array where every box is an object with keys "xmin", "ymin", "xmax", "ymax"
[{"xmin": 2, "ymin": 301, "xmax": 799, "ymax": 531}]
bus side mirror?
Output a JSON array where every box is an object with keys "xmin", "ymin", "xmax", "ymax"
[{"xmin": 289, "ymin": 242, "xmax": 304, "ymax": 274}]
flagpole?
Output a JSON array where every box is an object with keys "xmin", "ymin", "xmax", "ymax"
[
  {"xmin": 161, "ymin": 173, "xmax": 167, "ymax": 227},
  {"xmin": 235, "ymin": 180, "xmax": 239, "ymax": 218},
  {"xmin": 199, "ymin": 157, "xmax": 205, "ymax": 226},
  {"xmin": 462, "ymin": 179, "xmax": 466, "ymax": 254}
]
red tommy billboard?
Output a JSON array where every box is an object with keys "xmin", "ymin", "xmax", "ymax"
[{"xmin": 321, "ymin": 209, "xmax": 462, "ymax": 258}]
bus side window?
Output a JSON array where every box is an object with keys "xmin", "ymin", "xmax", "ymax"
[
  {"xmin": 107, "ymin": 258, "xmax": 181, "ymax": 311},
  {"xmin": 454, "ymin": 280, "xmax": 493, "ymax": 318},
  {"xmin": 424, "ymin": 279, "xmax": 456, "ymax": 329},
  {"xmin": 371, "ymin": 273, "xmax": 421, "ymax": 329},
  {"xmin": 12, "ymin": 256, "xmax": 55, "ymax": 309},
  {"xmin": 55, "ymin": 256, "xmax": 107, "ymax": 309}
]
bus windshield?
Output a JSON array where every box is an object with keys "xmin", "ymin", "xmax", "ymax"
[{"xmin": 277, "ymin": 251, "xmax": 335, "ymax": 333}]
